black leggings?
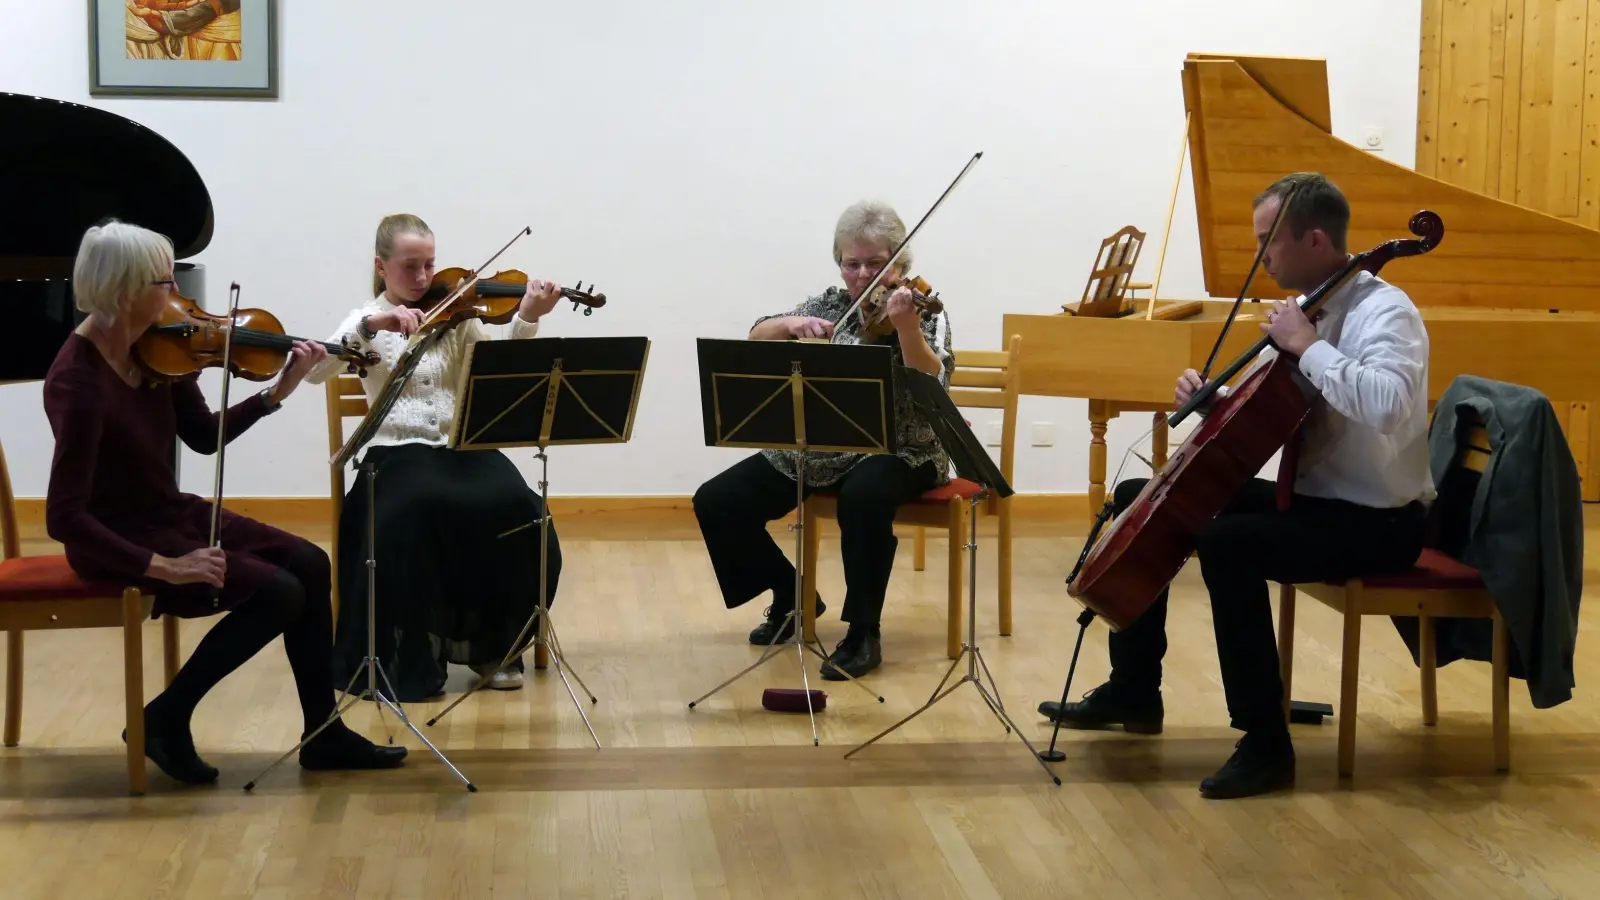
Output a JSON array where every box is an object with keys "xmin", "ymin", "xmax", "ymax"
[{"xmin": 151, "ymin": 541, "xmax": 336, "ymax": 734}]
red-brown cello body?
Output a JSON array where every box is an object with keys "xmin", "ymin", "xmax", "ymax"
[{"xmin": 1067, "ymin": 210, "xmax": 1445, "ymax": 630}]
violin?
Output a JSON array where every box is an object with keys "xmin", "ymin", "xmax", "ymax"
[
  {"xmin": 134, "ymin": 292, "xmax": 379, "ymax": 382},
  {"xmin": 856, "ymin": 275, "xmax": 944, "ymax": 340},
  {"xmin": 408, "ymin": 267, "xmax": 605, "ymax": 335}
]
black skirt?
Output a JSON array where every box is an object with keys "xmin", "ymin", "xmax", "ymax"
[{"xmin": 331, "ymin": 443, "xmax": 561, "ymax": 702}]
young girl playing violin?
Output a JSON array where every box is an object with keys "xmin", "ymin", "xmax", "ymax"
[
  {"xmin": 44, "ymin": 219, "xmax": 405, "ymax": 784},
  {"xmin": 692, "ymin": 200, "xmax": 955, "ymax": 680},
  {"xmin": 306, "ymin": 213, "xmax": 569, "ymax": 702}
]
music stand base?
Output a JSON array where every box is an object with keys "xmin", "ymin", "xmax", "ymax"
[
  {"xmin": 424, "ymin": 449, "xmax": 602, "ymax": 749},
  {"xmin": 243, "ymin": 657, "xmax": 476, "ymax": 792},
  {"xmin": 846, "ymin": 494, "xmax": 1059, "ymax": 786},
  {"xmin": 688, "ymin": 465, "xmax": 884, "ymax": 746}
]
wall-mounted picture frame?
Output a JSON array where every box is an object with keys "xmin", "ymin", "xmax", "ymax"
[{"xmin": 89, "ymin": 0, "xmax": 277, "ymax": 98}]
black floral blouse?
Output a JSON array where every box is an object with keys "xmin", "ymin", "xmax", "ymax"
[{"xmin": 754, "ymin": 285, "xmax": 955, "ymax": 487}]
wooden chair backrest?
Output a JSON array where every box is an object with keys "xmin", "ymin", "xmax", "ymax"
[
  {"xmin": 946, "ymin": 334, "xmax": 1023, "ymax": 502},
  {"xmin": 1426, "ymin": 408, "xmax": 1491, "ymax": 556},
  {"xmin": 0, "ymin": 441, "xmax": 18, "ymax": 562},
  {"xmin": 324, "ymin": 375, "xmax": 370, "ymax": 612},
  {"xmin": 325, "ymin": 375, "xmax": 369, "ymax": 501},
  {"xmin": 1071, "ymin": 225, "xmax": 1146, "ymax": 317}
]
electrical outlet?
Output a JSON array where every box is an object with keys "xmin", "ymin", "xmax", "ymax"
[
  {"xmin": 1031, "ymin": 422, "xmax": 1055, "ymax": 447},
  {"xmin": 1362, "ymin": 126, "xmax": 1384, "ymax": 151},
  {"xmin": 985, "ymin": 422, "xmax": 1003, "ymax": 446}
]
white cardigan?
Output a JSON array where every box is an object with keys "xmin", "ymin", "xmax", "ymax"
[{"xmin": 307, "ymin": 293, "xmax": 541, "ymax": 450}]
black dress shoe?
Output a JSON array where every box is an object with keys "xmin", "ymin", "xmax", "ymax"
[
  {"xmin": 123, "ymin": 725, "xmax": 219, "ymax": 785},
  {"xmin": 298, "ymin": 723, "xmax": 409, "ymax": 771},
  {"xmin": 748, "ymin": 596, "xmax": 826, "ymax": 645},
  {"xmin": 1199, "ymin": 732, "xmax": 1295, "ymax": 799},
  {"xmin": 820, "ymin": 627, "xmax": 881, "ymax": 680},
  {"xmin": 1036, "ymin": 682, "xmax": 1163, "ymax": 734}
]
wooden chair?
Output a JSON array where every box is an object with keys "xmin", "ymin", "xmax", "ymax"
[
  {"xmin": 0, "ymin": 440, "xmax": 180, "ymax": 795},
  {"xmin": 323, "ymin": 375, "xmax": 549, "ymax": 668},
  {"xmin": 800, "ymin": 334, "xmax": 1021, "ymax": 660},
  {"xmin": 1277, "ymin": 409, "xmax": 1510, "ymax": 777}
]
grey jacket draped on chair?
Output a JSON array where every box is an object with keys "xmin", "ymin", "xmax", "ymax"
[{"xmin": 1395, "ymin": 375, "xmax": 1583, "ymax": 708}]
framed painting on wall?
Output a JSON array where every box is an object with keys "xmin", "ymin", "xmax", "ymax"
[{"xmin": 89, "ymin": 0, "xmax": 277, "ymax": 98}]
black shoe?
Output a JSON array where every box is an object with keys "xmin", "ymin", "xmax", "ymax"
[
  {"xmin": 748, "ymin": 595, "xmax": 826, "ymax": 645},
  {"xmin": 1036, "ymin": 681, "xmax": 1164, "ymax": 734},
  {"xmin": 298, "ymin": 722, "xmax": 409, "ymax": 771},
  {"xmin": 123, "ymin": 723, "xmax": 219, "ymax": 786},
  {"xmin": 820, "ymin": 626, "xmax": 882, "ymax": 680},
  {"xmin": 1199, "ymin": 731, "xmax": 1295, "ymax": 799}
]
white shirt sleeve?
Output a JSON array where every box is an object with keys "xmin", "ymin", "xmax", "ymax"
[{"xmin": 1295, "ymin": 297, "xmax": 1427, "ymax": 435}]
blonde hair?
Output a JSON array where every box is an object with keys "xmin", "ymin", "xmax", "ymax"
[
  {"xmin": 833, "ymin": 200, "xmax": 911, "ymax": 272},
  {"xmin": 372, "ymin": 213, "xmax": 433, "ymax": 296},
  {"xmin": 71, "ymin": 219, "xmax": 174, "ymax": 321}
]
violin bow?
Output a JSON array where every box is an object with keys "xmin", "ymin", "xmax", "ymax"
[
  {"xmin": 1195, "ymin": 179, "xmax": 1301, "ymax": 381},
  {"xmin": 413, "ymin": 225, "xmax": 533, "ymax": 334},
  {"xmin": 205, "ymin": 282, "xmax": 243, "ymax": 600},
  {"xmin": 829, "ymin": 151, "xmax": 983, "ymax": 339}
]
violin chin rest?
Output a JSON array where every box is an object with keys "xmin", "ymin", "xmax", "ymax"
[{"xmin": 762, "ymin": 688, "xmax": 827, "ymax": 713}]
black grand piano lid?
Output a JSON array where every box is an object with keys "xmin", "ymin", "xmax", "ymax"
[
  {"xmin": 0, "ymin": 92, "xmax": 212, "ymax": 381},
  {"xmin": 0, "ymin": 91, "xmax": 213, "ymax": 273}
]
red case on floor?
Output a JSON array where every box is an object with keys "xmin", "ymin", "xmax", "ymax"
[{"xmin": 762, "ymin": 688, "xmax": 827, "ymax": 712}]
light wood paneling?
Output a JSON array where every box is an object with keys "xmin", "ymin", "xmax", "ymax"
[{"xmin": 1417, "ymin": 0, "xmax": 1600, "ymax": 498}]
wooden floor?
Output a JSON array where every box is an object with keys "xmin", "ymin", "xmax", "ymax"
[{"xmin": 3, "ymin": 508, "xmax": 1598, "ymax": 899}]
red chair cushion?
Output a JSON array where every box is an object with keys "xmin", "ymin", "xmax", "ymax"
[
  {"xmin": 914, "ymin": 478, "xmax": 985, "ymax": 503},
  {"xmin": 1324, "ymin": 548, "xmax": 1484, "ymax": 591},
  {"xmin": 0, "ymin": 555, "xmax": 130, "ymax": 603}
]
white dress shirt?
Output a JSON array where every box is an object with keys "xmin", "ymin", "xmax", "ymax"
[
  {"xmin": 306, "ymin": 293, "xmax": 541, "ymax": 450},
  {"xmin": 1226, "ymin": 269, "xmax": 1435, "ymax": 509}
]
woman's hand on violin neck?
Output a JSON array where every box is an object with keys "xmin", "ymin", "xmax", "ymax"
[
  {"xmin": 369, "ymin": 306, "xmax": 424, "ymax": 336},
  {"xmin": 146, "ymin": 547, "xmax": 226, "ymax": 588},
  {"xmin": 519, "ymin": 278, "xmax": 563, "ymax": 322},
  {"xmin": 272, "ymin": 339, "xmax": 328, "ymax": 403},
  {"xmin": 886, "ymin": 286, "xmax": 921, "ymax": 332}
]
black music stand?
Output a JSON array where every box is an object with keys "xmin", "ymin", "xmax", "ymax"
[
  {"xmin": 843, "ymin": 369, "xmax": 1061, "ymax": 783},
  {"xmin": 686, "ymin": 337, "xmax": 892, "ymax": 745},
  {"xmin": 245, "ymin": 327, "xmax": 475, "ymax": 792},
  {"xmin": 423, "ymin": 335, "xmax": 651, "ymax": 750}
]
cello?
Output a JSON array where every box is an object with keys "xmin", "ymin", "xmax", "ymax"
[
  {"xmin": 1034, "ymin": 205, "xmax": 1444, "ymax": 765},
  {"xmin": 1067, "ymin": 208, "xmax": 1444, "ymax": 627}
]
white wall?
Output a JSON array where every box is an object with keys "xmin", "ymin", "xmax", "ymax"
[{"xmin": 0, "ymin": 1, "xmax": 1421, "ymax": 500}]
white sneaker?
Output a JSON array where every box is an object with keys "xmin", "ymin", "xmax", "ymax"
[{"xmin": 471, "ymin": 664, "xmax": 524, "ymax": 690}]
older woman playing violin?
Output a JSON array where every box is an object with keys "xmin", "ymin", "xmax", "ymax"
[
  {"xmin": 692, "ymin": 199, "xmax": 955, "ymax": 680},
  {"xmin": 43, "ymin": 219, "xmax": 406, "ymax": 785},
  {"xmin": 305, "ymin": 213, "xmax": 570, "ymax": 702}
]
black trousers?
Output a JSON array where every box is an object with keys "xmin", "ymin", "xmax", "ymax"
[
  {"xmin": 1106, "ymin": 477, "xmax": 1426, "ymax": 734},
  {"xmin": 692, "ymin": 453, "xmax": 938, "ymax": 628}
]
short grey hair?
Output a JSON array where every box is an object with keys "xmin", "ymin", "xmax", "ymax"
[
  {"xmin": 833, "ymin": 200, "xmax": 911, "ymax": 271},
  {"xmin": 72, "ymin": 219, "xmax": 174, "ymax": 320}
]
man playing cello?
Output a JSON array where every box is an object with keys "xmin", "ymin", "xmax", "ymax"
[{"xmin": 1039, "ymin": 173, "xmax": 1435, "ymax": 799}]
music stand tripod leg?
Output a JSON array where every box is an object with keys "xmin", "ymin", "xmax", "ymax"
[
  {"xmin": 846, "ymin": 492, "xmax": 1061, "ymax": 785},
  {"xmin": 246, "ymin": 459, "xmax": 476, "ymax": 792}
]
